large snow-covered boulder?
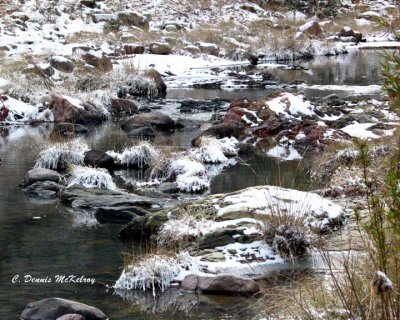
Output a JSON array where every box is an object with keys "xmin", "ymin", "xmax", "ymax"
[{"xmin": 117, "ymin": 11, "xmax": 149, "ymax": 29}]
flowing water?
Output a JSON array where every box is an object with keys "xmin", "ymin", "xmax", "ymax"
[{"xmin": 0, "ymin": 50, "xmax": 386, "ymax": 319}]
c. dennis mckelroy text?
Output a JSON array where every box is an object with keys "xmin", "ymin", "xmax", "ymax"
[{"xmin": 11, "ymin": 274, "xmax": 96, "ymax": 285}]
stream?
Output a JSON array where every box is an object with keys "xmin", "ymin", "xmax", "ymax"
[{"xmin": 0, "ymin": 49, "xmax": 386, "ymax": 319}]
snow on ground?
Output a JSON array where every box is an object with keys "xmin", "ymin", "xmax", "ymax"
[
  {"xmin": 341, "ymin": 122, "xmax": 395, "ymax": 139},
  {"xmin": 265, "ymin": 92, "xmax": 315, "ymax": 119}
]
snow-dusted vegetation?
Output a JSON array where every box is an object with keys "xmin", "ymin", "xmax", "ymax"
[
  {"xmin": 68, "ymin": 166, "xmax": 116, "ymax": 190},
  {"xmin": 35, "ymin": 140, "xmax": 88, "ymax": 171}
]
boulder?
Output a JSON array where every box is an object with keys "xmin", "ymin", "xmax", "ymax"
[
  {"xmin": 357, "ymin": 11, "xmax": 382, "ymax": 22},
  {"xmin": 55, "ymin": 123, "xmax": 89, "ymax": 136},
  {"xmin": 149, "ymin": 42, "xmax": 172, "ymax": 55},
  {"xmin": 50, "ymin": 56, "xmax": 75, "ymax": 73},
  {"xmin": 84, "ymin": 149, "xmax": 114, "ymax": 168},
  {"xmin": 95, "ymin": 206, "xmax": 149, "ymax": 224},
  {"xmin": 110, "ymin": 98, "xmax": 138, "ymax": 115},
  {"xmin": 124, "ymin": 43, "xmax": 145, "ymax": 55},
  {"xmin": 195, "ymin": 42, "xmax": 219, "ymax": 55},
  {"xmin": 49, "ymin": 95, "xmax": 106, "ymax": 125},
  {"xmin": 92, "ymin": 13, "xmax": 117, "ymax": 23},
  {"xmin": 298, "ymin": 21, "xmax": 323, "ymax": 37},
  {"xmin": 121, "ymin": 111, "xmax": 175, "ymax": 132},
  {"xmin": 24, "ymin": 63, "xmax": 55, "ymax": 77},
  {"xmin": 117, "ymin": 11, "xmax": 149, "ymax": 29},
  {"xmin": 197, "ymin": 229, "xmax": 237, "ymax": 249},
  {"xmin": 338, "ymin": 26, "xmax": 362, "ymax": 42},
  {"xmin": 20, "ymin": 297, "xmax": 107, "ymax": 320},
  {"xmin": 23, "ymin": 181, "xmax": 63, "ymax": 199},
  {"xmin": 181, "ymin": 275, "xmax": 260, "ymax": 296},
  {"xmin": 60, "ymin": 185, "xmax": 160, "ymax": 209},
  {"xmin": 20, "ymin": 168, "xmax": 61, "ymax": 188},
  {"xmin": 80, "ymin": 0, "xmax": 96, "ymax": 9},
  {"xmin": 192, "ymin": 123, "xmax": 243, "ymax": 146},
  {"xmin": 184, "ymin": 45, "xmax": 201, "ymax": 54},
  {"xmin": 81, "ymin": 53, "xmax": 112, "ymax": 72},
  {"xmin": 145, "ymin": 69, "xmax": 167, "ymax": 95},
  {"xmin": 119, "ymin": 211, "xmax": 169, "ymax": 240}
]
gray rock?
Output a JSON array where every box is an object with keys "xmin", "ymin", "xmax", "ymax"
[
  {"xmin": 145, "ymin": 69, "xmax": 167, "ymax": 95},
  {"xmin": 84, "ymin": 149, "xmax": 114, "ymax": 168},
  {"xmin": 23, "ymin": 181, "xmax": 63, "ymax": 199},
  {"xmin": 181, "ymin": 275, "xmax": 260, "ymax": 296},
  {"xmin": 50, "ymin": 56, "xmax": 75, "ymax": 73},
  {"xmin": 200, "ymin": 251, "xmax": 226, "ymax": 262},
  {"xmin": 95, "ymin": 206, "xmax": 149, "ymax": 224},
  {"xmin": 20, "ymin": 168, "xmax": 61, "ymax": 188},
  {"xmin": 60, "ymin": 185, "xmax": 160, "ymax": 209},
  {"xmin": 117, "ymin": 11, "xmax": 149, "ymax": 29},
  {"xmin": 197, "ymin": 229, "xmax": 238, "ymax": 249},
  {"xmin": 80, "ymin": 0, "xmax": 96, "ymax": 9},
  {"xmin": 149, "ymin": 42, "xmax": 172, "ymax": 55},
  {"xmin": 20, "ymin": 297, "xmax": 107, "ymax": 320},
  {"xmin": 92, "ymin": 13, "xmax": 117, "ymax": 23},
  {"xmin": 121, "ymin": 111, "xmax": 175, "ymax": 132},
  {"xmin": 195, "ymin": 42, "xmax": 219, "ymax": 56}
]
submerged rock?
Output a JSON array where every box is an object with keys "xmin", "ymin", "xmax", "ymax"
[
  {"xmin": 121, "ymin": 111, "xmax": 175, "ymax": 132},
  {"xmin": 20, "ymin": 297, "xmax": 107, "ymax": 320},
  {"xmin": 95, "ymin": 206, "xmax": 149, "ymax": 224},
  {"xmin": 23, "ymin": 181, "xmax": 63, "ymax": 199},
  {"xmin": 55, "ymin": 123, "xmax": 89, "ymax": 135},
  {"xmin": 181, "ymin": 275, "xmax": 260, "ymax": 296},
  {"xmin": 60, "ymin": 185, "xmax": 160, "ymax": 209}
]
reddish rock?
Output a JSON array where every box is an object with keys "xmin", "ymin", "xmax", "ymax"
[{"xmin": 49, "ymin": 95, "xmax": 106, "ymax": 125}]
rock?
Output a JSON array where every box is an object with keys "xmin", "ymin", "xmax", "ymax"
[
  {"xmin": 23, "ymin": 63, "xmax": 55, "ymax": 77},
  {"xmin": 184, "ymin": 45, "xmax": 201, "ymax": 54},
  {"xmin": 121, "ymin": 111, "xmax": 175, "ymax": 132},
  {"xmin": 124, "ymin": 43, "xmax": 145, "ymax": 55},
  {"xmin": 192, "ymin": 123, "xmax": 243, "ymax": 146},
  {"xmin": 49, "ymin": 94, "xmax": 106, "ymax": 125},
  {"xmin": 80, "ymin": 0, "xmax": 96, "ymax": 9},
  {"xmin": 197, "ymin": 229, "xmax": 237, "ymax": 249},
  {"xmin": 81, "ymin": 53, "xmax": 112, "ymax": 72},
  {"xmin": 110, "ymin": 98, "xmax": 138, "ymax": 115},
  {"xmin": 23, "ymin": 181, "xmax": 63, "ymax": 199},
  {"xmin": 244, "ymin": 52, "xmax": 259, "ymax": 65},
  {"xmin": 145, "ymin": 69, "xmax": 167, "ymax": 96},
  {"xmin": 195, "ymin": 42, "xmax": 219, "ymax": 55},
  {"xmin": 92, "ymin": 13, "xmax": 117, "ymax": 23},
  {"xmin": 181, "ymin": 275, "xmax": 260, "ymax": 296},
  {"xmin": 200, "ymin": 251, "xmax": 226, "ymax": 262},
  {"xmin": 55, "ymin": 123, "xmax": 89, "ymax": 135},
  {"xmin": 149, "ymin": 42, "xmax": 172, "ymax": 55},
  {"xmin": 127, "ymin": 126, "xmax": 155, "ymax": 138},
  {"xmin": 95, "ymin": 206, "xmax": 149, "ymax": 224},
  {"xmin": 357, "ymin": 11, "xmax": 382, "ymax": 22},
  {"xmin": 117, "ymin": 11, "xmax": 149, "ymax": 29},
  {"xmin": 20, "ymin": 297, "xmax": 107, "ymax": 320},
  {"xmin": 60, "ymin": 185, "xmax": 159, "ymax": 209},
  {"xmin": 20, "ymin": 168, "xmax": 61, "ymax": 188},
  {"xmin": 298, "ymin": 21, "xmax": 323, "ymax": 37},
  {"xmin": 84, "ymin": 149, "xmax": 114, "ymax": 168},
  {"xmin": 49, "ymin": 56, "xmax": 75, "ymax": 73},
  {"xmin": 338, "ymin": 26, "xmax": 362, "ymax": 42},
  {"xmin": 119, "ymin": 211, "xmax": 169, "ymax": 240}
]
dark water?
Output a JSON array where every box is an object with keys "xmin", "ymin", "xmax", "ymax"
[
  {"xmin": 0, "ymin": 50, "xmax": 383, "ymax": 319},
  {"xmin": 167, "ymin": 50, "xmax": 385, "ymax": 101}
]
